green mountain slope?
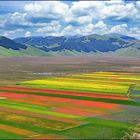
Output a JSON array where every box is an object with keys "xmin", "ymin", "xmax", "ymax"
[
  {"xmin": 0, "ymin": 34, "xmax": 140, "ymax": 57},
  {"xmin": 110, "ymin": 47, "xmax": 140, "ymax": 57},
  {"xmin": 0, "ymin": 46, "xmax": 48, "ymax": 56}
]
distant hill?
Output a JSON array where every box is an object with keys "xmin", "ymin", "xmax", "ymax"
[
  {"xmin": 0, "ymin": 36, "xmax": 49, "ymax": 56},
  {"xmin": 0, "ymin": 34, "xmax": 140, "ymax": 57},
  {"xmin": 0, "ymin": 36, "xmax": 27, "ymax": 50},
  {"xmin": 14, "ymin": 34, "xmax": 140, "ymax": 53}
]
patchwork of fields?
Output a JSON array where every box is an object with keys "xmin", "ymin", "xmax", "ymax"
[{"xmin": 0, "ymin": 72, "xmax": 140, "ymax": 139}]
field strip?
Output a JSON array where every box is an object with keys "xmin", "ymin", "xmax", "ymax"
[
  {"xmin": 0, "ymin": 90, "xmax": 139, "ymax": 106},
  {"xmin": 22, "ymin": 83, "xmax": 128, "ymax": 94},
  {"xmin": 57, "ymin": 79, "xmax": 134, "ymax": 86},
  {"xmin": 0, "ymin": 86, "xmax": 129, "ymax": 100},
  {"xmin": 2, "ymin": 95, "xmax": 123, "ymax": 116},
  {"xmin": 0, "ymin": 107, "xmax": 81, "ymax": 124},
  {"xmin": 2, "ymin": 97, "xmax": 124, "ymax": 118},
  {"xmin": 1, "ymin": 84, "xmax": 128, "ymax": 94},
  {"xmin": 49, "ymin": 77, "xmax": 132, "ymax": 86},
  {"xmin": 0, "ymin": 94, "xmax": 123, "ymax": 117},
  {"xmin": 0, "ymin": 111, "xmax": 82, "ymax": 131},
  {"xmin": 22, "ymin": 79, "xmax": 128, "ymax": 90},
  {"xmin": 73, "ymin": 72, "xmax": 140, "ymax": 77},
  {"xmin": 0, "ymin": 100, "xmax": 83, "ymax": 119},
  {"xmin": 0, "ymin": 91, "xmax": 122, "ymax": 108},
  {"xmin": 7, "ymin": 97, "xmax": 120, "ymax": 112},
  {"xmin": 29, "ymin": 134, "xmax": 67, "ymax": 139},
  {"xmin": 71, "ymin": 74, "xmax": 140, "ymax": 81},
  {"xmin": 0, "ymin": 90, "xmax": 129, "ymax": 101},
  {"xmin": 0, "ymin": 91, "xmax": 127, "ymax": 110},
  {"xmin": 53, "ymin": 107, "xmax": 108, "ymax": 116},
  {"xmin": 0, "ymin": 124, "xmax": 37, "ymax": 136}
]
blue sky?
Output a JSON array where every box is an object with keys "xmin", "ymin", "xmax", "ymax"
[{"xmin": 0, "ymin": 0, "xmax": 140, "ymax": 39}]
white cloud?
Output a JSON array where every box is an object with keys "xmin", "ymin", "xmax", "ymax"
[
  {"xmin": 109, "ymin": 24, "xmax": 128, "ymax": 34},
  {"xmin": 0, "ymin": 1, "xmax": 140, "ymax": 39},
  {"xmin": 62, "ymin": 23, "xmax": 94, "ymax": 36},
  {"xmin": 0, "ymin": 12, "xmax": 32, "ymax": 29},
  {"xmin": 36, "ymin": 21, "xmax": 62, "ymax": 36},
  {"xmin": 1, "ymin": 29, "xmax": 24, "ymax": 37},
  {"xmin": 129, "ymin": 27, "xmax": 140, "ymax": 39},
  {"xmin": 136, "ymin": 1, "xmax": 140, "ymax": 8},
  {"xmin": 24, "ymin": 1, "xmax": 70, "ymax": 21},
  {"xmin": 76, "ymin": 16, "xmax": 92, "ymax": 25},
  {"xmin": 93, "ymin": 21, "xmax": 108, "ymax": 34},
  {"xmin": 71, "ymin": 1, "xmax": 138, "ymax": 21},
  {"xmin": 3, "ymin": 32, "xmax": 9, "ymax": 37},
  {"xmin": 94, "ymin": 20, "xmax": 106, "ymax": 29},
  {"xmin": 22, "ymin": 0, "xmax": 139, "ymax": 23},
  {"xmin": 107, "ymin": 24, "xmax": 140, "ymax": 39},
  {"xmin": 25, "ymin": 31, "xmax": 31, "ymax": 37},
  {"xmin": 0, "ymin": 18, "xmax": 6, "ymax": 28},
  {"xmin": 101, "ymin": 3, "xmax": 138, "ymax": 19},
  {"xmin": 10, "ymin": 12, "xmax": 31, "ymax": 26}
]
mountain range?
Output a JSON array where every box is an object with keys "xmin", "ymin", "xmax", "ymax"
[{"xmin": 0, "ymin": 34, "xmax": 140, "ymax": 57}]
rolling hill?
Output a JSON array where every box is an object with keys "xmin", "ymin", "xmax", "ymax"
[
  {"xmin": 0, "ymin": 34, "xmax": 140, "ymax": 57},
  {"xmin": 14, "ymin": 34, "xmax": 140, "ymax": 52},
  {"xmin": 0, "ymin": 36, "xmax": 27, "ymax": 50}
]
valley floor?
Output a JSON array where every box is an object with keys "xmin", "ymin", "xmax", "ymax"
[{"xmin": 0, "ymin": 56, "xmax": 140, "ymax": 139}]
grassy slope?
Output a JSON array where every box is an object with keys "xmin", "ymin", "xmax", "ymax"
[
  {"xmin": 0, "ymin": 46, "xmax": 49, "ymax": 56},
  {"xmin": 0, "ymin": 44, "xmax": 140, "ymax": 57},
  {"xmin": 0, "ymin": 46, "xmax": 101, "ymax": 57},
  {"xmin": 109, "ymin": 47, "xmax": 140, "ymax": 57}
]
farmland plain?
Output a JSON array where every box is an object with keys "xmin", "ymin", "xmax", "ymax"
[{"xmin": 0, "ymin": 56, "xmax": 140, "ymax": 139}]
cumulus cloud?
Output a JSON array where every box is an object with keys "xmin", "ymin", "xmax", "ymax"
[
  {"xmin": 109, "ymin": 24, "xmax": 128, "ymax": 34},
  {"xmin": 136, "ymin": 1, "xmax": 140, "ymax": 8},
  {"xmin": 24, "ymin": 1, "xmax": 70, "ymax": 21},
  {"xmin": 101, "ymin": 3, "xmax": 138, "ymax": 20},
  {"xmin": 1, "ymin": 29, "xmax": 24, "ymax": 37},
  {"xmin": 0, "ymin": 0, "xmax": 140, "ymax": 38},
  {"xmin": 25, "ymin": 31, "xmax": 31, "ymax": 37},
  {"xmin": 129, "ymin": 27, "xmax": 140, "ymax": 39},
  {"xmin": 0, "ymin": 12, "xmax": 32, "ymax": 30},
  {"xmin": 70, "ymin": 1, "xmax": 138, "ymax": 21},
  {"xmin": 36, "ymin": 21, "xmax": 62, "ymax": 36},
  {"xmin": 62, "ymin": 23, "xmax": 95, "ymax": 36}
]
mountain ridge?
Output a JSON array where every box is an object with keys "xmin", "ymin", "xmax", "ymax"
[
  {"xmin": 14, "ymin": 34, "xmax": 140, "ymax": 53},
  {"xmin": 0, "ymin": 36, "xmax": 27, "ymax": 50},
  {"xmin": 0, "ymin": 34, "xmax": 140, "ymax": 57}
]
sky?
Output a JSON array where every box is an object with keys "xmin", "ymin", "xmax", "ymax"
[{"xmin": 0, "ymin": 0, "xmax": 140, "ymax": 39}]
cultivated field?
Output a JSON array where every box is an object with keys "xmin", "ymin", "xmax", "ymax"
[{"xmin": 0, "ymin": 56, "xmax": 140, "ymax": 139}]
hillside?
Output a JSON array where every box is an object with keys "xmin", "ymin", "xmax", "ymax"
[
  {"xmin": 0, "ymin": 34, "xmax": 140, "ymax": 57},
  {"xmin": 0, "ymin": 36, "xmax": 27, "ymax": 50},
  {"xmin": 14, "ymin": 34, "xmax": 140, "ymax": 53}
]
